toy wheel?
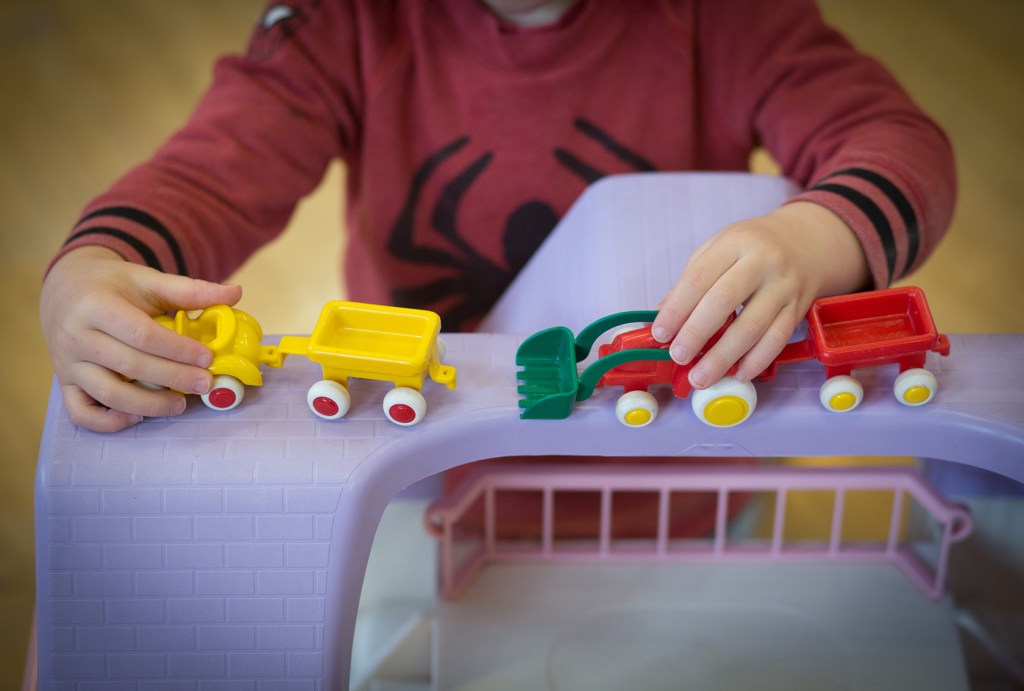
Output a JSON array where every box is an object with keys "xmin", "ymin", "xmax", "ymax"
[
  {"xmin": 819, "ymin": 375, "xmax": 864, "ymax": 413},
  {"xmin": 615, "ymin": 390, "xmax": 659, "ymax": 427},
  {"xmin": 894, "ymin": 368, "xmax": 938, "ymax": 406},
  {"xmin": 436, "ymin": 337, "xmax": 448, "ymax": 363},
  {"xmin": 202, "ymin": 375, "xmax": 245, "ymax": 411},
  {"xmin": 384, "ymin": 387, "xmax": 427, "ymax": 426},
  {"xmin": 307, "ymin": 380, "xmax": 351, "ymax": 420},
  {"xmin": 692, "ymin": 377, "xmax": 757, "ymax": 427}
]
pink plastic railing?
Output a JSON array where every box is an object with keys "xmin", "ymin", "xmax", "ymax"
[{"xmin": 424, "ymin": 464, "xmax": 973, "ymax": 600}]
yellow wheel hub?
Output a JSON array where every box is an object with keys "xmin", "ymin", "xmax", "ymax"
[
  {"xmin": 902, "ymin": 385, "xmax": 932, "ymax": 405},
  {"xmin": 829, "ymin": 392, "xmax": 859, "ymax": 411},
  {"xmin": 703, "ymin": 395, "xmax": 749, "ymax": 427},
  {"xmin": 624, "ymin": 408, "xmax": 653, "ymax": 426}
]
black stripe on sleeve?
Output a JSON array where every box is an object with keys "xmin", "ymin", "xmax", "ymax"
[
  {"xmin": 823, "ymin": 168, "xmax": 920, "ymax": 276},
  {"xmin": 62, "ymin": 227, "xmax": 164, "ymax": 273},
  {"xmin": 810, "ymin": 182, "xmax": 897, "ymax": 285},
  {"xmin": 75, "ymin": 206, "xmax": 188, "ymax": 275}
]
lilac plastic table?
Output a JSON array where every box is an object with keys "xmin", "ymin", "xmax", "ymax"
[{"xmin": 33, "ymin": 174, "xmax": 1024, "ymax": 690}]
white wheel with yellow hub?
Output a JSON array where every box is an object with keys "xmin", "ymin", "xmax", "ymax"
[
  {"xmin": 894, "ymin": 368, "xmax": 937, "ymax": 406},
  {"xmin": 692, "ymin": 377, "xmax": 757, "ymax": 427},
  {"xmin": 615, "ymin": 390, "xmax": 659, "ymax": 428},
  {"xmin": 819, "ymin": 375, "xmax": 864, "ymax": 413}
]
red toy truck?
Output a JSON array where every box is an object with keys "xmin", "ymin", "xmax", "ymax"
[{"xmin": 516, "ymin": 286, "xmax": 950, "ymax": 427}]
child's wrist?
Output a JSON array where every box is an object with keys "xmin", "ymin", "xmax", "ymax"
[
  {"xmin": 45, "ymin": 245, "xmax": 126, "ymax": 282},
  {"xmin": 775, "ymin": 201, "xmax": 870, "ymax": 294}
]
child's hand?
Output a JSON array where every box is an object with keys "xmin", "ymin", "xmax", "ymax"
[
  {"xmin": 650, "ymin": 202, "xmax": 869, "ymax": 389},
  {"xmin": 40, "ymin": 247, "xmax": 243, "ymax": 432}
]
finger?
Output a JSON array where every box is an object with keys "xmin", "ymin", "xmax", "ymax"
[
  {"xmin": 667, "ymin": 264, "xmax": 761, "ymax": 367},
  {"xmin": 686, "ymin": 297, "xmax": 779, "ymax": 389},
  {"xmin": 71, "ymin": 361, "xmax": 190, "ymax": 420},
  {"xmin": 99, "ymin": 309, "xmax": 214, "ymax": 368},
  {"xmin": 82, "ymin": 329, "xmax": 213, "ymax": 395},
  {"xmin": 651, "ymin": 247, "xmax": 737, "ymax": 344},
  {"xmin": 143, "ymin": 273, "xmax": 243, "ymax": 312},
  {"xmin": 62, "ymin": 383, "xmax": 142, "ymax": 433},
  {"xmin": 735, "ymin": 304, "xmax": 803, "ymax": 382}
]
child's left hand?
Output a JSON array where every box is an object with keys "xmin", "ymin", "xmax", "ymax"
[{"xmin": 650, "ymin": 202, "xmax": 870, "ymax": 389}]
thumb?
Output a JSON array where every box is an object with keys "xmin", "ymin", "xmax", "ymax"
[{"xmin": 143, "ymin": 272, "xmax": 244, "ymax": 312}]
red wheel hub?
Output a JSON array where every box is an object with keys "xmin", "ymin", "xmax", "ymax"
[
  {"xmin": 208, "ymin": 388, "xmax": 237, "ymax": 409},
  {"xmin": 388, "ymin": 403, "xmax": 417, "ymax": 424},
  {"xmin": 313, "ymin": 396, "xmax": 340, "ymax": 417}
]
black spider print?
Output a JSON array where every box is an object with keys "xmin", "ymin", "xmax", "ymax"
[
  {"xmin": 247, "ymin": 0, "xmax": 319, "ymax": 62},
  {"xmin": 387, "ymin": 118, "xmax": 658, "ymax": 330},
  {"xmin": 555, "ymin": 118, "xmax": 658, "ymax": 183}
]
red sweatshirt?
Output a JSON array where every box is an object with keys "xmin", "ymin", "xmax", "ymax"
[{"xmin": 56, "ymin": 0, "xmax": 956, "ymax": 331}]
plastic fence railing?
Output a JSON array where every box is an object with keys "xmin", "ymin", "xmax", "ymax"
[{"xmin": 424, "ymin": 464, "xmax": 973, "ymax": 600}]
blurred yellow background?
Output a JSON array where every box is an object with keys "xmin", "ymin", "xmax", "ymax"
[{"xmin": 2, "ymin": 0, "xmax": 1022, "ymax": 686}]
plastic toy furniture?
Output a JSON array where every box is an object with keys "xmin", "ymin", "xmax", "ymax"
[
  {"xmin": 516, "ymin": 286, "xmax": 949, "ymax": 427},
  {"xmin": 31, "ymin": 332, "xmax": 1024, "ymax": 690},
  {"xmin": 277, "ymin": 301, "xmax": 456, "ymax": 425},
  {"xmin": 154, "ymin": 305, "xmax": 284, "ymax": 410},
  {"xmin": 31, "ymin": 175, "xmax": 1024, "ymax": 691}
]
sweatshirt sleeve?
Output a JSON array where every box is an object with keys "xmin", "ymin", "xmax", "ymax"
[
  {"xmin": 51, "ymin": 0, "xmax": 375, "ymax": 283},
  {"xmin": 695, "ymin": 0, "xmax": 956, "ymax": 288}
]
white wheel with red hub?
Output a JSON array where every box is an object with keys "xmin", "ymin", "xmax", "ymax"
[
  {"xmin": 383, "ymin": 387, "xmax": 426, "ymax": 426},
  {"xmin": 202, "ymin": 375, "xmax": 245, "ymax": 411},
  {"xmin": 306, "ymin": 380, "xmax": 351, "ymax": 420}
]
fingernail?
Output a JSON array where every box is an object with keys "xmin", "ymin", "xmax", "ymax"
[
  {"xmin": 689, "ymin": 368, "xmax": 708, "ymax": 389},
  {"xmin": 651, "ymin": 326, "xmax": 670, "ymax": 343},
  {"xmin": 193, "ymin": 379, "xmax": 210, "ymax": 395},
  {"xmin": 196, "ymin": 352, "xmax": 212, "ymax": 368},
  {"xmin": 670, "ymin": 345, "xmax": 688, "ymax": 364},
  {"xmin": 173, "ymin": 398, "xmax": 187, "ymax": 415},
  {"xmin": 129, "ymin": 415, "xmax": 144, "ymax": 425}
]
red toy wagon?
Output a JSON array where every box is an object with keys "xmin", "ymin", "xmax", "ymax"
[
  {"xmin": 516, "ymin": 286, "xmax": 950, "ymax": 427},
  {"xmin": 803, "ymin": 286, "xmax": 950, "ymax": 413}
]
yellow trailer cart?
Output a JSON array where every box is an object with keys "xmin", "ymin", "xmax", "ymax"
[{"xmin": 277, "ymin": 301, "xmax": 457, "ymax": 425}]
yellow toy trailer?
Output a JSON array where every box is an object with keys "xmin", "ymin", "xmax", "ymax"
[
  {"xmin": 277, "ymin": 301, "xmax": 457, "ymax": 426},
  {"xmin": 154, "ymin": 305, "xmax": 285, "ymax": 410}
]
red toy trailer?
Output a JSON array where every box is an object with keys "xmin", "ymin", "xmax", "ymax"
[{"xmin": 516, "ymin": 286, "xmax": 950, "ymax": 427}]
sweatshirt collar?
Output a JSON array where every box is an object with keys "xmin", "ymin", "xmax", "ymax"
[{"xmin": 436, "ymin": 0, "xmax": 619, "ymax": 72}]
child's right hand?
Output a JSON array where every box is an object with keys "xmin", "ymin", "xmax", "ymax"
[{"xmin": 40, "ymin": 247, "xmax": 243, "ymax": 432}]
